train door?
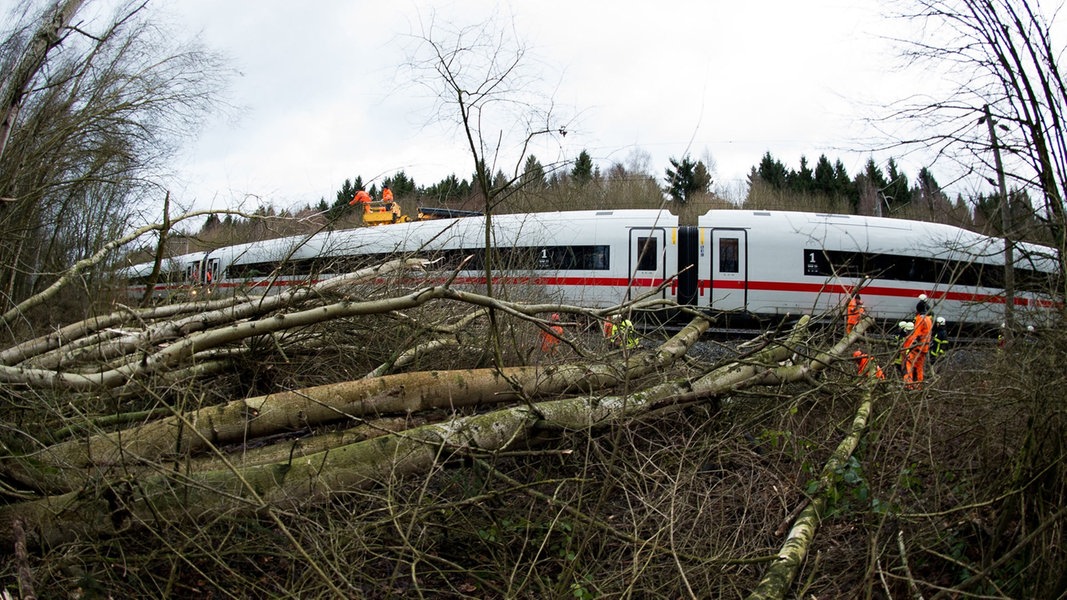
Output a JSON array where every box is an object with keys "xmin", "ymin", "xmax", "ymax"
[
  {"xmin": 709, "ymin": 229, "xmax": 747, "ymax": 311},
  {"xmin": 184, "ymin": 260, "xmax": 201, "ymax": 284},
  {"xmin": 628, "ymin": 228, "xmax": 667, "ymax": 301},
  {"xmin": 205, "ymin": 257, "xmax": 220, "ymax": 286},
  {"xmin": 182, "ymin": 255, "xmax": 215, "ymax": 289}
]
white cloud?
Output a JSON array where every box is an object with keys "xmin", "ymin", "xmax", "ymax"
[{"xmin": 160, "ymin": 0, "xmax": 942, "ymax": 213}]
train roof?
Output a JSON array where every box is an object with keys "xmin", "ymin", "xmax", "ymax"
[
  {"xmin": 306, "ymin": 209, "xmax": 679, "ymax": 260},
  {"xmin": 120, "ymin": 208, "xmax": 1057, "ymax": 273},
  {"xmin": 121, "ymin": 209, "xmax": 680, "ymax": 273},
  {"xmin": 699, "ymin": 209, "xmax": 1057, "ymax": 267}
]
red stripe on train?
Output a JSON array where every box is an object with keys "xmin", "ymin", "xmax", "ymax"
[{"xmin": 129, "ymin": 276, "xmax": 1053, "ymax": 308}]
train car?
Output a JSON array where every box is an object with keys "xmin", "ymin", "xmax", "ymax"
[
  {"xmin": 125, "ymin": 251, "xmax": 213, "ymax": 301},
  {"xmin": 125, "ymin": 209, "xmax": 682, "ymax": 308},
  {"xmin": 122, "ymin": 208, "xmax": 1058, "ymax": 327},
  {"xmin": 694, "ymin": 210, "xmax": 1058, "ymax": 326}
]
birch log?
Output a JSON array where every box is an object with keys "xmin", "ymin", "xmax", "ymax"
[
  {"xmin": 0, "ymin": 316, "xmax": 712, "ymax": 494},
  {"xmin": 0, "ymin": 316, "xmax": 821, "ymax": 549},
  {"xmin": 745, "ymin": 370, "xmax": 879, "ymax": 599}
]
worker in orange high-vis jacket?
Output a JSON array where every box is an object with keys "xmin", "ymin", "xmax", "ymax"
[
  {"xmin": 852, "ymin": 349, "xmax": 885, "ymax": 379},
  {"xmin": 846, "ymin": 293, "xmax": 865, "ymax": 334},
  {"xmin": 893, "ymin": 320, "xmax": 913, "ymax": 376},
  {"xmin": 347, "ymin": 190, "xmax": 373, "ymax": 209},
  {"xmin": 380, "ymin": 185, "xmax": 402, "ymax": 219},
  {"xmin": 540, "ymin": 313, "xmax": 564, "ymax": 355},
  {"xmin": 349, "ymin": 189, "xmax": 372, "ymax": 208},
  {"xmin": 903, "ymin": 299, "xmax": 933, "ymax": 388}
]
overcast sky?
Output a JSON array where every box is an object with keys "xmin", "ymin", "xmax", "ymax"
[{"xmin": 157, "ymin": 0, "xmax": 921, "ymax": 213}]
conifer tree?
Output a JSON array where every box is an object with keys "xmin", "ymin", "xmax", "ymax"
[
  {"xmin": 383, "ymin": 171, "xmax": 416, "ymax": 198},
  {"xmin": 916, "ymin": 167, "xmax": 948, "ymax": 212},
  {"xmin": 665, "ymin": 155, "xmax": 701, "ymax": 203},
  {"xmin": 789, "ymin": 156, "xmax": 815, "ymax": 194},
  {"xmin": 522, "ymin": 155, "xmax": 546, "ymax": 188},
  {"xmin": 856, "ymin": 158, "xmax": 887, "ymax": 213},
  {"xmin": 199, "ymin": 213, "xmax": 221, "ymax": 234},
  {"xmin": 884, "ymin": 158, "xmax": 912, "ymax": 212},
  {"xmin": 813, "ymin": 155, "xmax": 836, "ymax": 196},
  {"xmin": 423, "ymin": 174, "xmax": 470, "ymax": 203},
  {"xmin": 693, "ymin": 160, "xmax": 713, "ymax": 196},
  {"xmin": 757, "ymin": 152, "xmax": 789, "ymax": 189},
  {"xmin": 571, "ymin": 150, "xmax": 594, "ymax": 186},
  {"xmin": 863, "ymin": 158, "xmax": 888, "ymax": 191},
  {"xmin": 833, "ymin": 160, "xmax": 854, "ymax": 199}
]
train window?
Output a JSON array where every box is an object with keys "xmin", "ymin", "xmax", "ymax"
[
  {"xmin": 803, "ymin": 247, "xmax": 1054, "ymax": 293},
  {"xmin": 225, "ymin": 262, "xmax": 271, "ymax": 279},
  {"xmin": 719, "ymin": 238, "xmax": 739, "ymax": 273},
  {"xmin": 129, "ymin": 267, "xmax": 185, "ymax": 285},
  {"xmin": 406, "ymin": 245, "xmax": 613, "ymax": 272},
  {"xmin": 415, "ymin": 248, "xmax": 472, "ymax": 271},
  {"xmin": 636, "ymin": 237, "xmax": 657, "ymax": 271},
  {"xmin": 537, "ymin": 245, "xmax": 610, "ymax": 270},
  {"xmin": 223, "ymin": 243, "xmax": 615, "ymax": 282},
  {"xmin": 590, "ymin": 246, "xmax": 609, "ymax": 270}
]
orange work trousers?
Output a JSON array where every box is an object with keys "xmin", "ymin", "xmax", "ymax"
[{"xmin": 903, "ymin": 348, "xmax": 927, "ymax": 387}]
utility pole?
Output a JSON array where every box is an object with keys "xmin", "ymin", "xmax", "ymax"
[{"xmin": 983, "ymin": 104, "xmax": 1015, "ymax": 334}]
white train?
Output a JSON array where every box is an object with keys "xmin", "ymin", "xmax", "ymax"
[{"xmin": 123, "ymin": 209, "xmax": 1060, "ymax": 326}]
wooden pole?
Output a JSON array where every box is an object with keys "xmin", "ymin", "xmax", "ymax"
[{"xmin": 984, "ymin": 104, "xmax": 1015, "ymax": 334}]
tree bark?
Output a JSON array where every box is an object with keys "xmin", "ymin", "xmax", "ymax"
[
  {"xmin": 0, "ymin": 261, "xmax": 666, "ymax": 390},
  {"xmin": 746, "ymin": 373, "xmax": 878, "ymax": 600},
  {"xmin": 0, "ymin": 315, "xmax": 850, "ymax": 550},
  {"xmin": 0, "ymin": 0, "xmax": 86, "ymax": 161},
  {"xmin": 0, "ymin": 315, "xmax": 713, "ymax": 494}
]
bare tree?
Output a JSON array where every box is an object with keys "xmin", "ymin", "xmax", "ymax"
[
  {"xmin": 0, "ymin": 0, "xmax": 84, "ymax": 161},
  {"xmin": 0, "ymin": 0, "xmax": 229, "ymax": 324},
  {"xmin": 887, "ymin": 0, "xmax": 1067, "ymax": 298},
  {"xmin": 402, "ymin": 10, "xmax": 568, "ymax": 367}
]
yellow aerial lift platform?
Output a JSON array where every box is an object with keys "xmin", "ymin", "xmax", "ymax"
[
  {"xmin": 361, "ymin": 201, "xmax": 408, "ymax": 225},
  {"xmin": 361, "ymin": 203, "xmax": 482, "ymax": 226}
]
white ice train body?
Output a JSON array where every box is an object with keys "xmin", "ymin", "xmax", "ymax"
[
  {"xmin": 695, "ymin": 210, "xmax": 1057, "ymax": 325},
  {"xmin": 124, "ymin": 209, "xmax": 1058, "ymax": 326},
  {"xmin": 126, "ymin": 210, "xmax": 681, "ymax": 308}
]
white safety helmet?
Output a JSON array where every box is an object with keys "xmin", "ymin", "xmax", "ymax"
[
  {"xmin": 936, "ymin": 317, "xmax": 946, "ymax": 326},
  {"xmin": 897, "ymin": 320, "xmax": 908, "ymax": 330},
  {"xmin": 918, "ymin": 293, "xmax": 928, "ymax": 301},
  {"xmin": 902, "ymin": 321, "xmax": 914, "ymax": 331},
  {"xmin": 1027, "ymin": 324, "xmax": 1035, "ymax": 333}
]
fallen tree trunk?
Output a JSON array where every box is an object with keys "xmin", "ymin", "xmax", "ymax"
[
  {"xmin": 0, "ymin": 296, "xmax": 239, "ymax": 369},
  {"xmin": 0, "ymin": 315, "xmax": 842, "ymax": 550},
  {"xmin": 745, "ymin": 371, "xmax": 879, "ymax": 600},
  {"xmin": 0, "ymin": 259, "xmax": 427, "ymax": 382},
  {"xmin": 1, "ymin": 316, "xmax": 713, "ymax": 494},
  {"xmin": 0, "ymin": 273, "xmax": 671, "ymax": 390},
  {"xmin": 1, "ymin": 211, "xmax": 244, "ymax": 330},
  {"xmin": 363, "ymin": 308, "xmax": 488, "ymax": 378}
]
